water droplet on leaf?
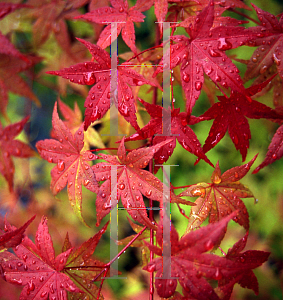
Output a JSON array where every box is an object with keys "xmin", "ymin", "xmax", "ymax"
[
  {"xmin": 57, "ymin": 160, "xmax": 65, "ymax": 171},
  {"xmin": 218, "ymin": 38, "xmax": 232, "ymax": 50},
  {"xmin": 195, "ymin": 81, "xmax": 202, "ymax": 91}
]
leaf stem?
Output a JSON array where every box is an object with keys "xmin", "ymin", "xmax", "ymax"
[{"xmin": 92, "ymin": 226, "xmax": 147, "ymax": 299}]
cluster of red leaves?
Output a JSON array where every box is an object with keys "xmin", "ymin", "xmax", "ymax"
[
  {"xmin": 36, "ymin": 102, "xmax": 99, "ymax": 225},
  {"xmin": 0, "ymin": 0, "xmax": 281, "ymax": 299},
  {"xmin": 143, "ymin": 212, "xmax": 269, "ymax": 299},
  {"xmin": 0, "ymin": 216, "xmax": 109, "ymax": 300}
]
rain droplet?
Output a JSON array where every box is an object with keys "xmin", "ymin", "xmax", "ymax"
[
  {"xmin": 83, "ymin": 179, "xmax": 90, "ymax": 186},
  {"xmin": 120, "ymin": 104, "xmax": 129, "ymax": 117},
  {"xmin": 57, "ymin": 160, "xmax": 65, "ymax": 171},
  {"xmin": 27, "ymin": 280, "xmax": 35, "ymax": 292},
  {"xmin": 13, "ymin": 278, "xmax": 23, "ymax": 285},
  {"xmin": 119, "ymin": 183, "xmax": 125, "ymax": 190},
  {"xmin": 215, "ymin": 73, "xmax": 221, "ymax": 82},
  {"xmin": 41, "ymin": 291, "xmax": 47, "ymax": 298},
  {"xmin": 145, "ymin": 190, "xmax": 152, "ymax": 197},
  {"xmin": 88, "ymin": 153, "xmax": 94, "ymax": 159},
  {"xmin": 195, "ymin": 81, "xmax": 202, "ymax": 91},
  {"xmin": 273, "ymin": 53, "xmax": 281, "ymax": 66},
  {"xmin": 83, "ymin": 73, "xmax": 96, "ymax": 85},
  {"xmin": 260, "ymin": 65, "xmax": 268, "ymax": 74},
  {"xmin": 218, "ymin": 38, "xmax": 232, "ymax": 50},
  {"xmin": 208, "ymin": 49, "xmax": 220, "ymax": 57},
  {"xmin": 204, "ymin": 240, "xmax": 214, "ymax": 251},
  {"xmin": 206, "ymin": 66, "xmax": 213, "ymax": 75},
  {"xmin": 214, "ymin": 268, "xmax": 222, "ymax": 280},
  {"xmin": 182, "ymin": 72, "xmax": 190, "ymax": 82}
]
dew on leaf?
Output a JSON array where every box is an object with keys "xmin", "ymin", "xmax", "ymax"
[
  {"xmin": 120, "ymin": 104, "xmax": 129, "ymax": 117},
  {"xmin": 57, "ymin": 160, "xmax": 65, "ymax": 171},
  {"xmin": 195, "ymin": 81, "xmax": 202, "ymax": 91},
  {"xmin": 119, "ymin": 183, "xmax": 125, "ymax": 190},
  {"xmin": 13, "ymin": 278, "xmax": 23, "ymax": 285},
  {"xmin": 145, "ymin": 190, "xmax": 152, "ymax": 197},
  {"xmin": 182, "ymin": 72, "xmax": 190, "ymax": 82},
  {"xmin": 218, "ymin": 38, "xmax": 232, "ymax": 51},
  {"xmin": 260, "ymin": 65, "xmax": 268, "ymax": 74},
  {"xmin": 206, "ymin": 67, "xmax": 213, "ymax": 75},
  {"xmin": 205, "ymin": 240, "xmax": 214, "ymax": 251},
  {"xmin": 215, "ymin": 74, "xmax": 221, "ymax": 82},
  {"xmin": 208, "ymin": 48, "xmax": 220, "ymax": 57},
  {"xmin": 191, "ymin": 187, "xmax": 206, "ymax": 197},
  {"xmin": 27, "ymin": 280, "xmax": 35, "ymax": 292},
  {"xmin": 273, "ymin": 53, "xmax": 281, "ymax": 66},
  {"xmin": 103, "ymin": 203, "xmax": 111, "ymax": 210},
  {"xmin": 40, "ymin": 291, "xmax": 47, "ymax": 298}
]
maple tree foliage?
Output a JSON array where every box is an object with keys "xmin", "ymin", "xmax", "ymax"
[
  {"xmin": 52, "ymin": 99, "xmax": 105, "ymax": 149},
  {"xmin": 23, "ymin": 0, "xmax": 89, "ymax": 51},
  {"xmin": 0, "ymin": 216, "xmax": 82, "ymax": 299},
  {"xmin": 244, "ymin": 4, "xmax": 283, "ymax": 83},
  {"xmin": 0, "ymin": 53, "xmax": 41, "ymax": 119},
  {"xmin": 199, "ymin": 80, "xmax": 283, "ymax": 161},
  {"xmin": 0, "ymin": 215, "xmax": 35, "ymax": 250},
  {"xmin": 143, "ymin": 211, "xmax": 270, "ymax": 299},
  {"xmin": 0, "ymin": 216, "xmax": 109, "ymax": 300},
  {"xmin": 47, "ymin": 38, "xmax": 155, "ymax": 130},
  {"xmin": 92, "ymin": 137, "xmax": 193, "ymax": 228},
  {"xmin": 0, "ymin": 0, "xmax": 281, "ymax": 299},
  {"xmin": 154, "ymin": 0, "xmax": 260, "ymax": 115},
  {"xmin": 253, "ymin": 123, "xmax": 283, "ymax": 174},
  {"xmin": 125, "ymin": 98, "xmax": 213, "ymax": 172},
  {"xmin": 62, "ymin": 221, "xmax": 109, "ymax": 300},
  {"xmin": 36, "ymin": 102, "xmax": 99, "ymax": 225},
  {"xmin": 179, "ymin": 155, "xmax": 258, "ymax": 231},
  {"xmin": 75, "ymin": 0, "xmax": 154, "ymax": 54},
  {"xmin": 0, "ymin": 116, "xmax": 35, "ymax": 192}
]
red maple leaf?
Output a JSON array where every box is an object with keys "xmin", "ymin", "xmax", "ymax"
[
  {"xmin": 143, "ymin": 212, "xmax": 269, "ymax": 299},
  {"xmin": 24, "ymin": 0, "xmax": 89, "ymax": 51},
  {"xmin": 217, "ymin": 231, "xmax": 270, "ymax": 297},
  {"xmin": 124, "ymin": 98, "xmax": 213, "ymax": 172},
  {"xmin": 47, "ymin": 38, "xmax": 155, "ymax": 130},
  {"xmin": 0, "ymin": 116, "xmax": 35, "ymax": 192},
  {"xmin": 36, "ymin": 102, "xmax": 99, "ymax": 225},
  {"xmin": 242, "ymin": 4, "xmax": 283, "ymax": 113},
  {"xmin": 154, "ymin": 0, "xmax": 259, "ymax": 115},
  {"xmin": 244, "ymin": 4, "xmax": 283, "ymax": 83},
  {"xmin": 0, "ymin": 215, "xmax": 35, "ymax": 250},
  {"xmin": 63, "ymin": 222, "xmax": 109, "ymax": 300},
  {"xmin": 0, "ymin": 33, "xmax": 30, "ymax": 61},
  {"xmin": 0, "ymin": 53, "xmax": 41, "ymax": 119},
  {"xmin": 92, "ymin": 138, "xmax": 194, "ymax": 228},
  {"xmin": 253, "ymin": 123, "xmax": 283, "ymax": 174},
  {"xmin": 168, "ymin": 0, "xmax": 250, "ymax": 29},
  {"xmin": 179, "ymin": 155, "xmax": 258, "ymax": 231},
  {"xmin": 0, "ymin": 216, "xmax": 82, "ymax": 299},
  {"xmin": 75, "ymin": 0, "xmax": 154, "ymax": 54},
  {"xmin": 199, "ymin": 79, "xmax": 283, "ymax": 161}
]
